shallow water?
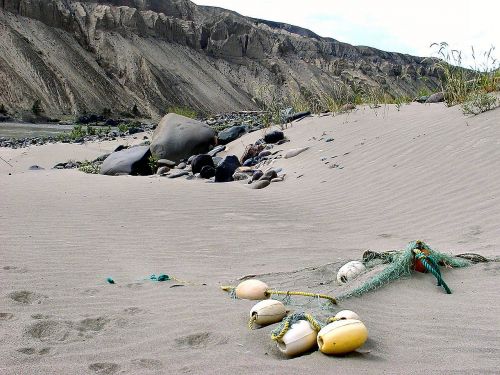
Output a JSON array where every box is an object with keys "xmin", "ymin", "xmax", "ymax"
[{"xmin": 0, "ymin": 122, "xmax": 72, "ymax": 139}]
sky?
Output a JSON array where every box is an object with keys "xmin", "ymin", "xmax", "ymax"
[{"xmin": 193, "ymin": 0, "xmax": 499, "ymax": 67}]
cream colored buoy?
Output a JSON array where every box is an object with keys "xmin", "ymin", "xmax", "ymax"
[
  {"xmin": 336, "ymin": 261, "xmax": 366, "ymax": 284},
  {"xmin": 317, "ymin": 319, "xmax": 368, "ymax": 355},
  {"xmin": 332, "ymin": 310, "xmax": 360, "ymax": 321},
  {"xmin": 250, "ymin": 300, "xmax": 287, "ymax": 326},
  {"xmin": 235, "ymin": 279, "xmax": 269, "ymax": 300},
  {"xmin": 276, "ymin": 320, "xmax": 318, "ymax": 357}
]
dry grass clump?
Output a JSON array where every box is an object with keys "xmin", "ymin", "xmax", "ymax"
[{"xmin": 426, "ymin": 42, "xmax": 499, "ymax": 114}]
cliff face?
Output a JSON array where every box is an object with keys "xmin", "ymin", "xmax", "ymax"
[{"xmin": 0, "ymin": 0, "xmax": 440, "ymax": 117}]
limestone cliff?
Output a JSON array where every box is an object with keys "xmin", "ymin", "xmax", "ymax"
[{"xmin": 0, "ymin": 0, "xmax": 440, "ymax": 117}]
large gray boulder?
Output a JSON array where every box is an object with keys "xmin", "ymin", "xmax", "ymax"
[
  {"xmin": 100, "ymin": 146, "xmax": 152, "ymax": 176},
  {"xmin": 150, "ymin": 113, "xmax": 217, "ymax": 163},
  {"xmin": 425, "ymin": 92, "xmax": 445, "ymax": 103}
]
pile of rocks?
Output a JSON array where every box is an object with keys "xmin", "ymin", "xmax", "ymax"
[{"xmin": 97, "ymin": 113, "xmax": 287, "ymax": 189}]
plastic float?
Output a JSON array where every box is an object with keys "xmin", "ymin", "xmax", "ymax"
[
  {"xmin": 235, "ymin": 279, "xmax": 270, "ymax": 300},
  {"xmin": 249, "ymin": 300, "xmax": 287, "ymax": 328},
  {"xmin": 271, "ymin": 313, "xmax": 321, "ymax": 357},
  {"xmin": 317, "ymin": 319, "xmax": 368, "ymax": 355},
  {"xmin": 336, "ymin": 261, "xmax": 366, "ymax": 284},
  {"xmin": 328, "ymin": 309, "xmax": 360, "ymax": 322}
]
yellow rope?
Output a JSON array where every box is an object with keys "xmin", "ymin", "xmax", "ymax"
[
  {"xmin": 270, "ymin": 313, "xmax": 321, "ymax": 341},
  {"xmin": 248, "ymin": 314, "xmax": 257, "ymax": 330},
  {"xmin": 266, "ymin": 290, "xmax": 337, "ymax": 305},
  {"xmin": 326, "ymin": 317, "xmax": 339, "ymax": 323},
  {"xmin": 271, "ymin": 320, "xmax": 290, "ymax": 341}
]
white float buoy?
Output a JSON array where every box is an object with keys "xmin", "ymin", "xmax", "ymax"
[
  {"xmin": 317, "ymin": 319, "xmax": 368, "ymax": 355},
  {"xmin": 332, "ymin": 310, "xmax": 360, "ymax": 321},
  {"xmin": 336, "ymin": 261, "xmax": 366, "ymax": 284},
  {"xmin": 276, "ymin": 320, "xmax": 318, "ymax": 357},
  {"xmin": 250, "ymin": 300, "xmax": 287, "ymax": 327},
  {"xmin": 235, "ymin": 279, "xmax": 269, "ymax": 300}
]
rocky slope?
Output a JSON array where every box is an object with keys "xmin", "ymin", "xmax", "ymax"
[{"xmin": 0, "ymin": 0, "xmax": 440, "ymax": 118}]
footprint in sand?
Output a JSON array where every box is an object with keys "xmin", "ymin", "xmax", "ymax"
[
  {"xmin": 26, "ymin": 316, "xmax": 109, "ymax": 343},
  {"xmin": 3, "ymin": 265, "xmax": 28, "ymax": 273},
  {"xmin": 8, "ymin": 290, "xmax": 47, "ymax": 304},
  {"xmin": 131, "ymin": 358, "xmax": 163, "ymax": 370},
  {"xmin": 88, "ymin": 363, "xmax": 120, "ymax": 374},
  {"xmin": 0, "ymin": 312, "xmax": 14, "ymax": 320},
  {"xmin": 26, "ymin": 320, "xmax": 72, "ymax": 342},
  {"xmin": 17, "ymin": 347, "xmax": 51, "ymax": 355},
  {"xmin": 123, "ymin": 307, "xmax": 143, "ymax": 315},
  {"xmin": 31, "ymin": 313, "xmax": 51, "ymax": 320},
  {"xmin": 175, "ymin": 332, "xmax": 228, "ymax": 349}
]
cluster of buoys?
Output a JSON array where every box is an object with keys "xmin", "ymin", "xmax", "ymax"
[{"xmin": 225, "ymin": 279, "xmax": 368, "ymax": 358}]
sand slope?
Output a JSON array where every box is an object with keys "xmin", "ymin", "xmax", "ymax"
[{"xmin": 1, "ymin": 103, "xmax": 499, "ymax": 374}]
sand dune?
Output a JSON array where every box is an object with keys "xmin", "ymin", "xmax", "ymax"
[{"xmin": 1, "ymin": 103, "xmax": 499, "ymax": 374}]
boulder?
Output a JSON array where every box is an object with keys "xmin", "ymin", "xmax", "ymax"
[
  {"xmin": 150, "ymin": 113, "xmax": 217, "ymax": 163},
  {"xmin": 215, "ymin": 155, "xmax": 241, "ymax": 182},
  {"xmin": 250, "ymin": 180, "xmax": 270, "ymax": 189},
  {"xmin": 100, "ymin": 146, "xmax": 152, "ymax": 176},
  {"xmin": 286, "ymin": 111, "xmax": 311, "ymax": 123},
  {"xmin": 217, "ymin": 125, "xmax": 248, "ymax": 144},
  {"xmin": 191, "ymin": 154, "xmax": 215, "ymax": 174},
  {"xmin": 264, "ymin": 130, "xmax": 284, "ymax": 144},
  {"xmin": 158, "ymin": 159, "xmax": 176, "ymax": 167},
  {"xmin": 259, "ymin": 170, "xmax": 277, "ymax": 181},
  {"xmin": 208, "ymin": 145, "xmax": 226, "ymax": 157},
  {"xmin": 425, "ymin": 92, "xmax": 445, "ymax": 103},
  {"xmin": 200, "ymin": 165, "xmax": 216, "ymax": 179}
]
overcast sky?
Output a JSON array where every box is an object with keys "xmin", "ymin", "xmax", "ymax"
[{"xmin": 193, "ymin": 0, "xmax": 499, "ymax": 67}]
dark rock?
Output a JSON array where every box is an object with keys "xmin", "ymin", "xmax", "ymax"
[
  {"xmin": 191, "ymin": 154, "xmax": 215, "ymax": 174},
  {"xmin": 100, "ymin": 145, "xmax": 152, "ymax": 176},
  {"xmin": 217, "ymin": 125, "xmax": 248, "ymax": 144},
  {"xmin": 77, "ymin": 114, "xmax": 105, "ymax": 124},
  {"xmin": 259, "ymin": 170, "xmax": 277, "ymax": 181},
  {"xmin": 128, "ymin": 126, "xmax": 141, "ymax": 135},
  {"xmin": 200, "ymin": 165, "xmax": 216, "ymax": 179},
  {"xmin": 286, "ymin": 111, "xmax": 311, "ymax": 123},
  {"xmin": 208, "ymin": 145, "xmax": 226, "ymax": 157},
  {"xmin": 215, "ymin": 155, "xmax": 241, "ymax": 182},
  {"xmin": 114, "ymin": 145, "xmax": 127, "ymax": 152},
  {"xmin": 150, "ymin": 113, "xmax": 217, "ymax": 163},
  {"xmin": 157, "ymin": 159, "xmax": 176, "ymax": 167},
  {"xmin": 28, "ymin": 165, "xmax": 44, "ymax": 170},
  {"xmin": 258, "ymin": 150, "xmax": 272, "ymax": 158},
  {"xmin": 325, "ymin": 138, "xmax": 334, "ymax": 142},
  {"xmin": 53, "ymin": 162, "xmax": 66, "ymax": 169},
  {"xmin": 105, "ymin": 118, "xmax": 120, "ymax": 126},
  {"xmin": 243, "ymin": 158, "xmax": 257, "ymax": 167},
  {"xmin": 264, "ymin": 130, "xmax": 284, "ymax": 144},
  {"xmin": 251, "ymin": 170, "xmax": 263, "ymax": 182},
  {"xmin": 425, "ymin": 92, "xmax": 445, "ymax": 103}
]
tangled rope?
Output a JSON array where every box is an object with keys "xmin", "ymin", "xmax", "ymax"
[
  {"xmin": 338, "ymin": 240, "xmax": 471, "ymax": 300},
  {"xmin": 270, "ymin": 313, "xmax": 323, "ymax": 341},
  {"xmin": 413, "ymin": 249, "xmax": 451, "ymax": 294}
]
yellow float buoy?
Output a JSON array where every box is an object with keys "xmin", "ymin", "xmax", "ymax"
[
  {"xmin": 235, "ymin": 279, "xmax": 269, "ymax": 300},
  {"xmin": 331, "ymin": 310, "xmax": 360, "ymax": 321},
  {"xmin": 250, "ymin": 300, "xmax": 287, "ymax": 327},
  {"xmin": 317, "ymin": 319, "xmax": 368, "ymax": 355},
  {"xmin": 276, "ymin": 320, "xmax": 318, "ymax": 357}
]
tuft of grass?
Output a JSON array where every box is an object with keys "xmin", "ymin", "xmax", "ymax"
[
  {"xmin": 461, "ymin": 92, "xmax": 498, "ymax": 115},
  {"xmin": 78, "ymin": 160, "xmax": 100, "ymax": 174},
  {"xmin": 426, "ymin": 42, "xmax": 499, "ymax": 109},
  {"xmin": 168, "ymin": 106, "xmax": 197, "ymax": 119}
]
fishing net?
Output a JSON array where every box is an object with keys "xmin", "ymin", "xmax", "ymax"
[{"xmin": 338, "ymin": 240, "xmax": 471, "ymax": 300}]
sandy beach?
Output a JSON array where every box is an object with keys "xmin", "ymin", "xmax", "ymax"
[{"xmin": 1, "ymin": 103, "xmax": 499, "ymax": 374}]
